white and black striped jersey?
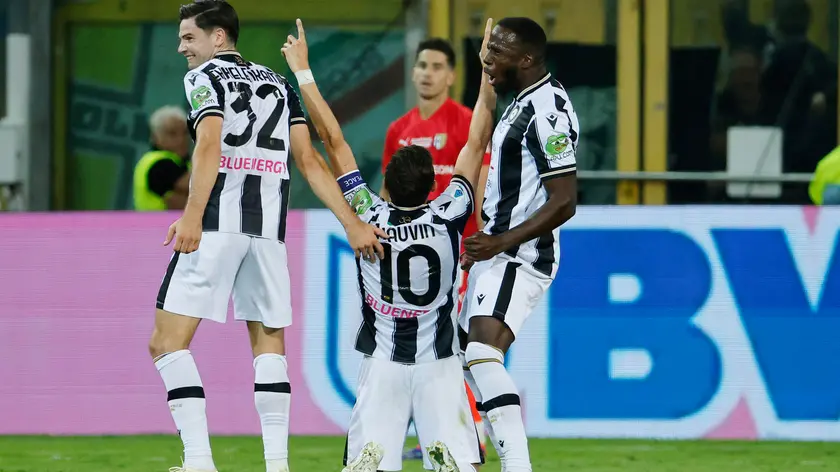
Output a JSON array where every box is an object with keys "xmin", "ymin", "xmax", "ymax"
[
  {"xmin": 337, "ymin": 170, "xmax": 475, "ymax": 364},
  {"xmin": 184, "ymin": 52, "xmax": 306, "ymax": 241},
  {"xmin": 482, "ymin": 73, "xmax": 579, "ymax": 278}
]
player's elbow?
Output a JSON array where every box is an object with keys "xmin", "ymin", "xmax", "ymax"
[
  {"xmin": 556, "ymin": 193, "xmax": 576, "ymax": 223},
  {"xmin": 193, "ymin": 141, "xmax": 221, "ymax": 166},
  {"xmin": 465, "ymin": 134, "xmax": 487, "ymax": 155},
  {"xmin": 548, "ymin": 190, "xmax": 576, "ymax": 227},
  {"xmin": 297, "ymin": 150, "xmax": 318, "ymax": 178},
  {"xmin": 299, "ymin": 147, "xmax": 330, "ymax": 181}
]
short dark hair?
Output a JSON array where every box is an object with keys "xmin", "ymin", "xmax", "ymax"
[
  {"xmin": 416, "ymin": 38, "xmax": 456, "ymax": 68},
  {"xmin": 497, "ymin": 17, "xmax": 547, "ymax": 62},
  {"xmin": 384, "ymin": 145, "xmax": 435, "ymax": 207},
  {"xmin": 179, "ymin": 1, "xmax": 240, "ymax": 45}
]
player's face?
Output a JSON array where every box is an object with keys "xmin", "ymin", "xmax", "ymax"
[
  {"xmin": 412, "ymin": 50, "xmax": 454, "ymax": 100},
  {"xmin": 178, "ymin": 18, "xmax": 224, "ymax": 70},
  {"xmin": 483, "ymin": 26, "xmax": 524, "ymax": 95}
]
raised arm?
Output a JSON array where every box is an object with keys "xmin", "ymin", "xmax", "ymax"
[
  {"xmin": 282, "ymin": 19, "xmax": 358, "ymax": 179},
  {"xmin": 281, "ymin": 19, "xmax": 388, "ymax": 261},
  {"xmin": 453, "ymin": 18, "xmax": 496, "ymax": 190}
]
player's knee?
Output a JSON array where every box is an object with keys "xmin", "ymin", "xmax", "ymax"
[
  {"xmin": 464, "ymin": 342, "xmax": 504, "ymax": 371},
  {"xmin": 248, "ymin": 324, "xmax": 286, "ymax": 358},
  {"xmin": 148, "ymin": 327, "xmax": 190, "ymax": 359},
  {"xmin": 467, "ymin": 316, "xmax": 514, "ymax": 351}
]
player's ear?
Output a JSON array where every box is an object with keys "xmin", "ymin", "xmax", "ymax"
[
  {"xmin": 520, "ymin": 52, "xmax": 534, "ymax": 69},
  {"xmin": 213, "ymin": 27, "xmax": 226, "ymax": 47},
  {"xmin": 445, "ymin": 68, "xmax": 455, "ymax": 88}
]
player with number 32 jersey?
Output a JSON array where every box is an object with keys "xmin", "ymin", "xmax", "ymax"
[
  {"xmin": 184, "ymin": 54, "xmax": 302, "ymax": 238},
  {"xmin": 151, "ymin": 4, "xmax": 385, "ymax": 472}
]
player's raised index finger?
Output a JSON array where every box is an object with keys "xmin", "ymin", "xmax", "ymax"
[{"xmin": 296, "ymin": 18, "xmax": 305, "ymax": 40}]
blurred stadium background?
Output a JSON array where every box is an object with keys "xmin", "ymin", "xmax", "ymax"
[{"xmin": 1, "ymin": 0, "xmax": 840, "ymax": 470}]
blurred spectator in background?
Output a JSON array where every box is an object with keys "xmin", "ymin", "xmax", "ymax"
[
  {"xmin": 708, "ymin": 46, "xmax": 764, "ymax": 202},
  {"xmin": 809, "ymin": 146, "xmax": 840, "ymax": 205},
  {"xmin": 133, "ymin": 105, "xmax": 191, "ymax": 211},
  {"xmin": 714, "ymin": 0, "xmax": 837, "ymax": 203},
  {"xmin": 380, "ymin": 37, "xmax": 489, "ymax": 461}
]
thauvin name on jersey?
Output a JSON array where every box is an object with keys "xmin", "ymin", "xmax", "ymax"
[
  {"xmin": 377, "ymin": 223, "xmax": 436, "ymax": 243},
  {"xmin": 204, "ymin": 67, "xmax": 284, "ymax": 85}
]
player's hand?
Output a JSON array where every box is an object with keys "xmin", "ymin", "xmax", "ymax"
[
  {"xmin": 346, "ymin": 220, "xmax": 388, "ymax": 263},
  {"xmin": 460, "ymin": 252, "xmax": 475, "ymax": 272},
  {"xmin": 480, "ymin": 17, "xmax": 494, "ymax": 62},
  {"xmin": 281, "ymin": 18, "xmax": 310, "ymax": 73},
  {"xmin": 164, "ymin": 214, "xmax": 203, "ymax": 254},
  {"xmin": 464, "ymin": 232, "xmax": 506, "ymax": 261}
]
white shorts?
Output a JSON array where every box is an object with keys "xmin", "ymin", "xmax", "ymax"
[
  {"xmin": 156, "ymin": 232, "xmax": 292, "ymax": 328},
  {"xmin": 460, "ymin": 256, "xmax": 552, "ymax": 338},
  {"xmin": 344, "ymin": 356, "xmax": 482, "ymax": 471}
]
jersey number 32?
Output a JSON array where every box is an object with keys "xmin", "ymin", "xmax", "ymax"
[{"xmin": 224, "ymin": 81, "xmax": 286, "ymax": 151}]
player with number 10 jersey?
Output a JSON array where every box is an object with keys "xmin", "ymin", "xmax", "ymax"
[{"xmin": 282, "ymin": 17, "xmax": 496, "ymax": 472}]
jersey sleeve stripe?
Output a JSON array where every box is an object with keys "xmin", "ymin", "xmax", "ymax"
[
  {"xmin": 539, "ymin": 164, "xmax": 576, "ymax": 180},
  {"xmin": 450, "ymin": 174, "xmax": 475, "ymax": 207},
  {"xmin": 192, "ymin": 108, "xmax": 224, "ymax": 130},
  {"xmin": 450, "ymin": 174, "xmax": 475, "ymax": 217},
  {"xmin": 290, "ymin": 117, "xmax": 307, "ymax": 125}
]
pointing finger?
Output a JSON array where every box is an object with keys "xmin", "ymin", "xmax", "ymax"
[{"xmin": 296, "ymin": 18, "xmax": 306, "ymax": 41}]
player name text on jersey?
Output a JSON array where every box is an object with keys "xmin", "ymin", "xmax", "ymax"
[
  {"xmin": 205, "ymin": 67, "xmax": 284, "ymax": 85},
  {"xmin": 375, "ymin": 223, "xmax": 436, "ymax": 243}
]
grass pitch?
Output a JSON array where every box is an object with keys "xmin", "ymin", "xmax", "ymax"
[{"xmin": 0, "ymin": 435, "xmax": 838, "ymax": 471}]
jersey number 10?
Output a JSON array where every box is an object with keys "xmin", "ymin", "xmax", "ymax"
[
  {"xmin": 224, "ymin": 81, "xmax": 286, "ymax": 151},
  {"xmin": 379, "ymin": 243, "xmax": 442, "ymax": 306}
]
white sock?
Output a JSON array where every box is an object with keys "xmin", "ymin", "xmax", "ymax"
[
  {"xmin": 462, "ymin": 353, "xmax": 498, "ymax": 457},
  {"xmin": 254, "ymin": 353, "xmax": 291, "ymax": 472},
  {"xmin": 465, "ymin": 342, "xmax": 531, "ymax": 472},
  {"xmin": 155, "ymin": 350, "xmax": 216, "ymax": 471}
]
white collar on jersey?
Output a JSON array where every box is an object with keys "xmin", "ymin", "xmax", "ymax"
[
  {"xmin": 388, "ymin": 202, "xmax": 429, "ymax": 211},
  {"xmin": 515, "ymin": 73, "xmax": 552, "ymax": 102}
]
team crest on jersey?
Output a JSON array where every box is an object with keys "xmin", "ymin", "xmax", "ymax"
[
  {"xmin": 505, "ymin": 105, "xmax": 522, "ymax": 124},
  {"xmin": 350, "ymin": 188, "xmax": 373, "ymax": 215},
  {"xmin": 433, "ymin": 133, "xmax": 447, "ymax": 150},
  {"xmin": 454, "ymin": 188, "xmax": 463, "ymax": 199},
  {"xmin": 190, "ymin": 85, "xmax": 212, "ymax": 110}
]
